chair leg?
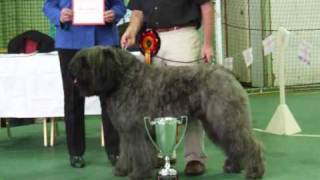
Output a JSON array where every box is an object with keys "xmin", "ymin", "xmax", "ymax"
[
  {"xmin": 43, "ymin": 118, "xmax": 48, "ymax": 147},
  {"xmin": 101, "ymin": 122, "xmax": 105, "ymax": 147},
  {"xmin": 0, "ymin": 118, "xmax": 2, "ymax": 137},
  {"xmin": 6, "ymin": 119, "xmax": 11, "ymax": 138}
]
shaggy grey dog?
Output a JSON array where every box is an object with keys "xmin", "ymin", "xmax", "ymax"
[{"xmin": 69, "ymin": 46, "xmax": 264, "ymax": 180}]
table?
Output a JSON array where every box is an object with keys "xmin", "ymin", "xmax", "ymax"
[
  {"xmin": 0, "ymin": 52, "xmax": 101, "ymax": 146},
  {"xmin": 0, "ymin": 52, "xmax": 101, "ymax": 118}
]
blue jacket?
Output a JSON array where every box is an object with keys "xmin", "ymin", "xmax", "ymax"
[{"xmin": 43, "ymin": 0, "xmax": 126, "ymax": 49}]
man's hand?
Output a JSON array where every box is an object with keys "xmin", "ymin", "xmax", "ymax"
[
  {"xmin": 60, "ymin": 8, "xmax": 73, "ymax": 23},
  {"xmin": 120, "ymin": 10, "xmax": 144, "ymax": 49},
  {"xmin": 104, "ymin": 10, "xmax": 115, "ymax": 23},
  {"xmin": 202, "ymin": 45, "xmax": 214, "ymax": 64},
  {"xmin": 121, "ymin": 29, "xmax": 136, "ymax": 49},
  {"xmin": 200, "ymin": 1, "xmax": 214, "ymax": 63}
]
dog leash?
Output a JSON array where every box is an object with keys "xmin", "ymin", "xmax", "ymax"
[{"xmin": 154, "ymin": 55, "xmax": 207, "ymax": 64}]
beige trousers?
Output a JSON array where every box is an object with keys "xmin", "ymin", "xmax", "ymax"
[{"xmin": 154, "ymin": 27, "xmax": 207, "ymax": 163}]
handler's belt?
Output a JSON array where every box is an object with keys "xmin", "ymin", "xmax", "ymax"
[
  {"xmin": 155, "ymin": 26, "xmax": 193, "ymax": 33},
  {"xmin": 154, "ymin": 24, "xmax": 196, "ymax": 33}
]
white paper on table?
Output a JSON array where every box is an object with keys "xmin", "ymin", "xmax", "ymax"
[
  {"xmin": 223, "ymin": 57, "xmax": 233, "ymax": 71},
  {"xmin": 262, "ymin": 34, "xmax": 276, "ymax": 56},
  {"xmin": 242, "ymin": 48, "xmax": 253, "ymax": 67},
  {"xmin": 72, "ymin": 0, "xmax": 105, "ymax": 25},
  {"xmin": 298, "ymin": 40, "xmax": 312, "ymax": 65}
]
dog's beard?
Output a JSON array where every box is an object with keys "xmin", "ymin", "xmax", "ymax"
[
  {"xmin": 72, "ymin": 74, "xmax": 116, "ymax": 97},
  {"xmin": 76, "ymin": 84, "xmax": 96, "ymax": 97},
  {"xmin": 73, "ymin": 78, "xmax": 99, "ymax": 97},
  {"xmin": 79, "ymin": 88, "xmax": 97, "ymax": 97}
]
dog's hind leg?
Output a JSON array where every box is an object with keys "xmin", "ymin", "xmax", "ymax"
[
  {"xmin": 200, "ymin": 103, "xmax": 245, "ymax": 174},
  {"xmin": 224, "ymin": 155, "xmax": 242, "ymax": 174},
  {"xmin": 202, "ymin": 119, "xmax": 244, "ymax": 174},
  {"xmin": 220, "ymin": 129, "xmax": 264, "ymax": 179},
  {"xmin": 201, "ymin": 100, "xmax": 264, "ymax": 179},
  {"xmin": 242, "ymin": 137, "xmax": 264, "ymax": 180}
]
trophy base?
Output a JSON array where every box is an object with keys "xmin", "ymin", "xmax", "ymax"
[
  {"xmin": 157, "ymin": 168, "xmax": 179, "ymax": 180},
  {"xmin": 157, "ymin": 174, "xmax": 179, "ymax": 180}
]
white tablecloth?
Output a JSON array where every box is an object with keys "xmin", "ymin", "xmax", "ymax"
[{"xmin": 0, "ymin": 52, "xmax": 101, "ymax": 118}]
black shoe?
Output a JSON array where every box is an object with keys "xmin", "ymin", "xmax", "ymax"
[{"xmin": 70, "ymin": 156, "xmax": 85, "ymax": 168}]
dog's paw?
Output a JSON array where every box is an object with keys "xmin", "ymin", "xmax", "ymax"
[
  {"xmin": 223, "ymin": 159, "xmax": 242, "ymax": 173},
  {"xmin": 245, "ymin": 155, "xmax": 265, "ymax": 179},
  {"xmin": 246, "ymin": 172, "xmax": 263, "ymax": 180},
  {"xmin": 113, "ymin": 166, "xmax": 128, "ymax": 177},
  {"xmin": 128, "ymin": 174, "xmax": 152, "ymax": 180},
  {"xmin": 245, "ymin": 165, "xmax": 264, "ymax": 180}
]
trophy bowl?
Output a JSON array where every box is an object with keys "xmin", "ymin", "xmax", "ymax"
[{"xmin": 144, "ymin": 116, "xmax": 188, "ymax": 180}]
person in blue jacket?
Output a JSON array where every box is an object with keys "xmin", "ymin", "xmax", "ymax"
[{"xmin": 43, "ymin": 0, "xmax": 126, "ymax": 168}]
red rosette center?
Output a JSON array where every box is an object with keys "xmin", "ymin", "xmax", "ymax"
[{"xmin": 139, "ymin": 29, "xmax": 161, "ymax": 57}]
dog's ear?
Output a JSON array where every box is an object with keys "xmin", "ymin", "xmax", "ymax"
[
  {"xmin": 101, "ymin": 47, "xmax": 115, "ymax": 60},
  {"xmin": 101, "ymin": 47, "xmax": 123, "ymax": 66},
  {"xmin": 99, "ymin": 47, "xmax": 118, "ymax": 75},
  {"xmin": 93, "ymin": 47, "xmax": 119, "ymax": 93},
  {"xmin": 69, "ymin": 52, "xmax": 90, "ymax": 80}
]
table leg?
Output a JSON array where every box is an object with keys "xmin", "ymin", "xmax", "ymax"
[{"xmin": 101, "ymin": 122, "xmax": 105, "ymax": 147}]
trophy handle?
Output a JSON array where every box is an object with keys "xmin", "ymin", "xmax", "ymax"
[
  {"xmin": 144, "ymin": 116, "xmax": 161, "ymax": 152},
  {"xmin": 173, "ymin": 116, "xmax": 188, "ymax": 151}
]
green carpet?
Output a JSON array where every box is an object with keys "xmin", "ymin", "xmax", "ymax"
[{"xmin": 1, "ymin": 91, "xmax": 320, "ymax": 180}]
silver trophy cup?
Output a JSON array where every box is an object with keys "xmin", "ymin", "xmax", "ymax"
[{"xmin": 144, "ymin": 116, "xmax": 188, "ymax": 180}]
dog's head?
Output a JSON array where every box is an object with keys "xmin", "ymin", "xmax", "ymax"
[{"xmin": 68, "ymin": 46, "xmax": 123, "ymax": 96}]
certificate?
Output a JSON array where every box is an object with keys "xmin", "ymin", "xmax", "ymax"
[{"xmin": 72, "ymin": 0, "xmax": 105, "ymax": 25}]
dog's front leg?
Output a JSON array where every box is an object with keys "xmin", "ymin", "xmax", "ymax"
[
  {"xmin": 127, "ymin": 130, "xmax": 154, "ymax": 180},
  {"xmin": 113, "ymin": 133, "xmax": 131, "ymax": 177}
]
